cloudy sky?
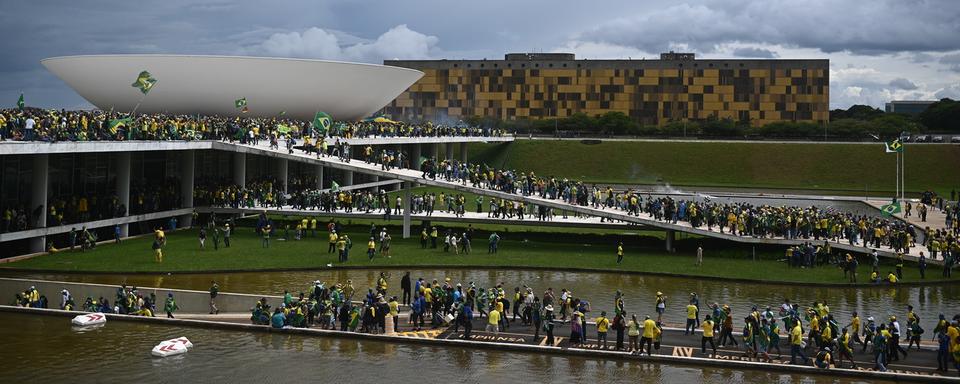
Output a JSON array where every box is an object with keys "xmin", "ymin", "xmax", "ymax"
[{"xmin": 3, "ymin": 0, "xmax": 959, "ymax": 110}]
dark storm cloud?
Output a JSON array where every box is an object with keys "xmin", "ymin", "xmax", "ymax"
[
  {"xmin": 888, "ymin": 78, "xmax": 919, "ymax": 90},
  {"xmin": 578, "ymin": 0, "xmax": 960, "ymax": 55},
  {"xmin": 731, "ymin": 47, "xmax": 778, "ymax": 58}
]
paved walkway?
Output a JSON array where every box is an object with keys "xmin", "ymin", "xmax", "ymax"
[
  {"xmin": 205, "ymin": 140, "xmax": 945, "ymax": 265},
  {"xmin": 178, "ymin": 308, "xmax": 943, "ymax": 376},
  {"xmin": 865, "ymin": 200, "xmax": 951, "ymax": 233}
]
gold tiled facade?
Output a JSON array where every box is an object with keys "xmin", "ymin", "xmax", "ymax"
[{"xmin": 384, "ymin": 53, "xmax": 829, "ymax": 127}]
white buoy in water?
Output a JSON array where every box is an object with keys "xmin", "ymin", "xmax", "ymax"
[
  {"xmin": 160, "ymin": 336, "xmax": 193, "ymax": 349},
  {"xmin": 152, "ymin": 341, "xmax": 188, "ymax": 357},
  {"xmin": 71, "ymin": 313, "xmax": 107, "ymax": 326}
]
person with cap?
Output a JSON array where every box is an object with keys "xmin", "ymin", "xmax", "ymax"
[
  {"xmin": 60, "ymin": 288, "xmax": 71, "ymax": 310},
  {"xmin": 814, "ymin": 346, "xmax": 832, "ymax": 369},
  {"xmin": 544, "ymin": 304, "xmax": 556, "ymax": 346},
  {"xmin": 655, "ymin": 292, "xmax": 666, "ymax": 323},
  {"xmin": 873, "ymin": 323, "xmax": 889, "ymax": 372},
  {"xmin": 888, "ymin": 315, "xmax": 908, "ymax": 361},
  {"xmin": 685, "ymin": 298, "xmax": 698, "ymax": 335},
  {"xmin": 719, "ymin": 304, "xmax": 738, "ymax": 347},
  {"xmin": 164, "ymin": 293, "xmax": 180, "ymax": 319},
  {"xmin": 861, "ymin": 316, "xmax": 877, "ymax": 353},
  {"xmin": 596, "ymin": 311, "xmax": 610, "ymax": 349},
  {"xmin": 223, "ymin": 223, "xmax": 231, "ymax": 247}
]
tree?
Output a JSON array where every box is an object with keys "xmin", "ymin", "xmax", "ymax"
[
  {"xmin": 596, "ymin": 111, "xmax": 635, "ymax": 135},
  {"xmin": 919, "ymin": 98, "xmax": 960, "ymax": 133}
]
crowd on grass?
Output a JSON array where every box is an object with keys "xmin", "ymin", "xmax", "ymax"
[
  {"xmin": 14, "ymin": 279, "xmax": 960, "ymax": 374},
  {"xmin": 0, "ymin": 108, "xmax": 505, "ymax": 142}
]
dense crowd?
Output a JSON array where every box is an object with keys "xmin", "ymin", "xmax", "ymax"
[
  {"xmin": 0, "ymin": 108, "xmax": 505, "ymax": 143},
  {"xmin": 411, "ymin": 156, "xmax": 960, "ymax": 263},
  {"xmin": 16, "ymin": 278, "xmax": 960, "ymax": 374}
]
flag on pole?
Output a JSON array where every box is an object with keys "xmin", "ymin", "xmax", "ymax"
[
  {"xmin": 884, "ymin": 138, "xmax": 903, "ymax": 153},
  {"xmin": 17, "ymin": 93, "xmax": 24, "ymax": 110},
  {"xmin": 235, "ymin": 98, "xmax": 247, "ymax": 109},
  {"xmin": 330, "ymin": 180, "xmax": 340, "ymax": 192},
  {"xmin": 880, "ymin": 201, "xmax": 902, "ymax": 216},
  {"xmin": 108, "ymin": 117, "xmax": 133, "ymax": 134},
  {"xmin": 313, "ymin": 112, "xmax": 332, "ymax": 134},
  {"xmin": 131, "ymin": 71, "xmax": 158, "ymax": 94}
]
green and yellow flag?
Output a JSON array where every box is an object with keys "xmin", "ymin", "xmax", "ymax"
[
  {"xmin": 276, "ymin": 123, "xmax": 292, "ymax": 134},
  {"xmin": 17, "ymin": 93, "xmax": 24, "ymax": 110},
  {"xmin": 235, "ymin": 98, "xmax": 247, "ymax": 109},
  {"xmin": 313, "ymin": 111, "xmax": 332, "ymax": 134},
  {"xmin": 884, "ymin": 138, "xmax": 903, "ymax": 153},
  {"xmin": 108, "ymin": 117, "xmax": 133, "ymax": 134},
  {"xmin": 131, "ymin": 71, "xmax": 157, "ymax": 94},
  {"xmin": 330, "ymin": 180, "xmax": 340, "ymax": 192},
  {"xmin": 880, "ymin": 201, "xmax": 902, "ymax": 216}
]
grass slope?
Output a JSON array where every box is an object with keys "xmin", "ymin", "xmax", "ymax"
[
  {"xmin": 4, "ymin": 227, "xmax": 946, "ymax": 285},
  {"xmin": 469, "ymin": 141, "xmax": 960, "ymax": 196}
]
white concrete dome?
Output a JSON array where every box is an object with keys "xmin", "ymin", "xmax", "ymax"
[{"xmin": 42, "ymin": 54, "xmax": 423, "ymax": 121}]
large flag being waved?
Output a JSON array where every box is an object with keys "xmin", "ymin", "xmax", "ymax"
[
  {"xmin": 17, "ymin": 93, "xmax": 24, "ymax": 110},
  {"xmin": 313, "ymin": 112, "xmax": 332, "ymax": 134},
  {"xmin": 885, "ymin": 138, "xmax": 903, "ymax": 153},
  {"xmin": 880, "ymin": 201, "xmax": 902, "ymax": 216},
  {"xmin": 330, "ymin": 180, "xmax": 340, "ymax": 192},
  {"xmin": 235, "ymin": 98, "xmax": 247, "ymax": 109},
  {"xmin": 108, "ymin": 117, "xmax": 133, "ymax": 134},
  {"xmin": 131, "ymin": 71, "xmax": 158, "ymax": 94}
]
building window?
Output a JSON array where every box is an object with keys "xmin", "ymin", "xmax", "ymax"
[
  {"xmin": 467, "ymin": 64, "xmax": 472, "ymax": 68},
  {"xmin": 480, "ymin": 64, "xmax": 484, "ymax": 67},
  {"xmin": 454, "ymin": 64, "xmax": 458, "ymax": 68}
]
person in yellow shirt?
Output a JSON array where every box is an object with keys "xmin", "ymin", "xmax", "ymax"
[
  {"xmin": 701, "ymin": 315, "xmax": 717, "ymax": 355},
  {"xmin": 328, "ymin": 231, "xmax": 338, "ymax": 254},
  {"xmin": 685, "ymin": 302, "xmax": 698, "ymax": 335},
  {"xmin": 595, "ymin": 311, "xmax": 610, "ymax": 349},
  {"xmin": 367, "ymin": 237, "xmax": 377, "ymax": 260},
  {"xmin": 887, "ymin": 271, "xmax": 898, "ymax": 284},
  {"xmin": 790, "ymin": 323, "xmax": 809, "ymax": 365},
  {"xmin": 388, "ymin": 296, "xmax": 400, "ymax": 333},
  {"xmin": 616, "ymin": 242, "xmax": 624, "ymax": 265},
  {"xmin": 639, "ymin": 315, "xmax": 657, "ymax": 356},
  {"xmin": 486, "ymin": 308, "xmax": 500, "ymax": 334}
]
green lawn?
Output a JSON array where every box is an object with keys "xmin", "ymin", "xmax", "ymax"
[
  {"xmin": 3, "ymin": 226, "xmax": 949, "ymax": 286},
  {"xmin": 468, "ymin": 140, "xmax": 960, "ymax": 197}
]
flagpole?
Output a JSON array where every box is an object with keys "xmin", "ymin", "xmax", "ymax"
[
  {"xmin": 900, "ymin": 142, "xmax": 905, "ymax": 202},
  {"xmin": 895, "ymin": 150, "xmax": 900, "ymax": 202}
]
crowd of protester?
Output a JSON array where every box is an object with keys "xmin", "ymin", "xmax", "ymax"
[
  {"xmin": 15, "ymin": 278, "xmax": 960, "ymax": 373},
  {"xmin": 0, "ymin": 108, "xmax": 505, "ymax": 143}
]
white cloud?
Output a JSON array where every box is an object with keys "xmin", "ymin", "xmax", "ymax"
[
  {"xmin": 731, "ymin": 47, "xmax": 778, "ymax": 58},
  {"xmin": 244, "ymin": 24, "xmax": 439, "ymax": 63},
  {"xmin": 935, "ymin": 83, "xmax": 960, "ymax": 99}
]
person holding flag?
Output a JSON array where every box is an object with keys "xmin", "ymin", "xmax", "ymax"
[{"xmin": 235, "ymin": 98, "xmax": 248, "ymax": 113}]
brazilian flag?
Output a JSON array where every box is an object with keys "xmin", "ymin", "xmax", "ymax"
[
  {"xmin": 330, "ymin": 180, "xmax": 340, "ymax": 192},
  {"xmin": 880, "ymin": 201, "xmax": 902, "ymax": 216},
  {"xmin": 235, "ymin": 98, "xmax": 247, "ymax": 109},
  {"xmin": 276, "ymin": 123, "xmax": 291, "ymax": 134},
  {"xmin": 17, "ymin": 93, "xmax": 24, "ymax": 110},
  {"xmin": 108, "ymin": 117, "xmax": 133, "ymax": 134},
  {"xmin": 131, "ymin": 71, "xmax": 158, "ymax": 94},
  {"xmin": 313, "ymin": 111, "xmax": 332, "ymax": 134},
  {"xmin": 884, "ymin": 138, "xmax": 903, "ymax": 153}
]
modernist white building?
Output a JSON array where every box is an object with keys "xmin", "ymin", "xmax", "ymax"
[{"xmin": 42, "ymin": 55, "xmax": 424, "ymax": 121}]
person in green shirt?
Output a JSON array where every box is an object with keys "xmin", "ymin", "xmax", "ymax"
[{"xmin": 164, "ymin": 293, "xmax": 180, "ymax": 319}]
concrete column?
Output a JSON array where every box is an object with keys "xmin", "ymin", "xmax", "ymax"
[
  {"xmin": 665, "ymin": 229, "xmax": 675, "ymax": 252},
  {"xmin": 445, "ymin": 142, "xmax": 454, "ymax": 160},
  {"xmin": 115, "ymin": 152, "xmax": 131, "ymax": 237},
  {"xmin": 233, "ymin": 152, "xmax": 246, "ymax": 188},
  {"xmin": 275, "ymin": 158, "xmax": 288, "ymax": 194},
  {"xmin": 30, "ymin": 154, "xmax": 49, "ymax": 253},
  {"xmin": 179, "ymin": 150, "xmax": 196, "ymax": 227},
  {"xmin": 402, "ymin": 181, "xmax": 411, "ymax": 239},
  {"xmin": 411, "ymin": 143, "xmax": 422, "ymax": 170},
  {"xmin": 343, "ymin": 170, "xmax": 354, "ymax": 187},
  {"xmin": 459, "ymin": 142, "xmax": 468, "ymax": 162},
  {"xmin": 315, "ymin": 165, "xmax": 324, "ymax": 189}
]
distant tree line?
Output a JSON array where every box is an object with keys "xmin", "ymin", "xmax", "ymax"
[{"xmin": 456, "ymin": 98, "xmax": 960, "ymax": 139}]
